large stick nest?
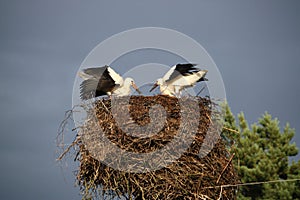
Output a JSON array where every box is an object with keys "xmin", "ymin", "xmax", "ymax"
[{"xmin": 66, "ymin": 95, "xmax": 239, "ymax": 199}]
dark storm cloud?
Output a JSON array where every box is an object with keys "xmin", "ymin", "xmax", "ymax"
[{"xmin": 0, "ymin": 0, "xmax": 300, "ymax": 199}]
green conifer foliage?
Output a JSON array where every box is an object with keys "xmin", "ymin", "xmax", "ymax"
[{"xmin": 221, "ymin": 104, "xmax": 300, "ymax": 199}]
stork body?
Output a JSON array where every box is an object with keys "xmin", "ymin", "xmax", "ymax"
[
  {"xmin": 78, "ymin": 65, "xmax": 140, "ymax": 100},
  {"xmin": 150, "ymin": 63, "xmax": 208, "ymax": 97}
]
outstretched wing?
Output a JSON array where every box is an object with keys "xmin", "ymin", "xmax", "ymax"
[
  {"xmin": 106, "ymin": 66, "xmax": 124, "ymax": 85},
  {"xmin": 164, "ymin": 63, "xmax": 199, "ymax": 83},
  {"xmin": 82, "ymin": 67, "xmax": 106, "ymax": 77},
  {"xmin": 79, "ymin": 65, "xmax": 120, "ymax": 100}
]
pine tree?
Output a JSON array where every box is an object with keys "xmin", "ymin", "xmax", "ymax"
[{"xmin": 222, "ymin": 104, "xmax": 300, "ymax": 199}]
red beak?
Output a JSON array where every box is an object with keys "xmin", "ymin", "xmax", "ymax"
[
  {"xmin": 131, "ymin": 82, "xmax": 142, "ymax": 94},
  {"xmin": 149, "ymin": 83, "xmax": 159, "ymax": 92}
]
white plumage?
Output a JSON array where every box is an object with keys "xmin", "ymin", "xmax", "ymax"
[
  {"xmin": 150, "ymin": 63, "xmax": 208, "ymax": 97},
  {"xmin": 78, "ymin": 65, "xmax": 141, "ymax": 100}
]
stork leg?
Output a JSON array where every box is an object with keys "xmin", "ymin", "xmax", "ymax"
[{"xmin": 174, "ymin": 86, "xmax": 182, "ymax": 97}]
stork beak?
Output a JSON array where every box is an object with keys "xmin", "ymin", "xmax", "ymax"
[
  {"xmin": 203, "ymin": 70, "xmax": 208, "ymax": 81},
  {"xmin": 202, "ymin": 70, "xmax": 208, "ymax": 76},
  {"xmin": 131, "ymin": 82, "xmax": 142, "ymax": 94},
  {"xmin": 149, "ymin": 83, "xmax": 158, "ymax": 92}
]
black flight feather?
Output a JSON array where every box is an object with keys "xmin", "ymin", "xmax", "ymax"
[
  {"xmin": 166, "ymin": 63, "xmax": 200, "ymax": 83},
  {"xmin": 79, "ymin": 66, "xmax": 117, "ymax": 100}
]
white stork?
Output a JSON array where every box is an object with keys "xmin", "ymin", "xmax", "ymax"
[
  {"xmin": 149, "ymin": 63, "xmax": 208, "ymax": 97},
  {"xmin": 78, "ymin": 65, "xmax": 141, "ymax": 100}
]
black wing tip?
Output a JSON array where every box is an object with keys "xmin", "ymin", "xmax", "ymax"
[
  {"xmin": 174, "ymin": 63, "xmax": 201, "ymax": 76},
  {"xmin": 176, "ymin": 63, "xmax": 199, "ymax": 71},
  {"xmin": 176, "ymin": 63, "xmax": 198, "ymax": 67},
  {"xmin": 82, "ymin": 65, "xmax": 110, "ymax": 73},
  {"xmin": 197, "ymin": 77, "xmax": 208, "ymax": 82}
]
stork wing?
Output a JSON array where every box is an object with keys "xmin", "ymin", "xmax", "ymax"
[
  {"xmin": 82, "ymin": 66, "xmax": 108, "ymax": 78},
  {"xmin": 79, "ymin": 65, "xmax": 121, "ymax": 100},
  {"xmin": 106, "ymin": 66, "xmax": 124, "ymax": 85},
  {"xmin": 164, "ymin": 63, "xmax": 199, "ymax": 83},
  {"xmin": 162, "ymin": 65, "xmax": 177, "ymax": 82},
  {"xmin": 81, "ymin": 65, "xmax": 123, "ymax": 82},
  {"xmin": 80, "ymin": 76, "xmax": 117, "ymax": 100},
  {"xmin": 80, "ymin": 79, "xmax": 104, "ymax": 100}
]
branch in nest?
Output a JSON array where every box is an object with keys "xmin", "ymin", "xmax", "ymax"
[{"xmin": 57, "ymin": 136, "xmax": 81, "ymax": 161}]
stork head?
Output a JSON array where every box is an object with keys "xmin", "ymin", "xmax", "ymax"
[
  {"xmin": 149, "ymin": 78, "xmax": 163, "ymax": 92},
  {"xmin": 125, "ymin": 78, "xmax": 141, "ymax": 94}
]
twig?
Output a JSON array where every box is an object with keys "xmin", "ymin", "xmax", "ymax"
[
  {"xmin": 198, "ymin": 194, "xmax": 213, "ymax": 200},
  {"xmin": 57, "ymin": 136, "xmax": 80, "ymax": 161},
  {"xmin": 196, "ymin": 86, "xmax": 206, "ymax": 97},
  {"xmin": 56, "ymin": 109, "xmax": 73, "ymax": 146},
  {"xmin": 205, "ymin": 113, "xmax": 213, "ymax": 124},
  {"xmin": 217, "ymin": 186, "xmax": 223, "ymax": 200},
  {"xmin": 216, "ymin": 153, "xmax": 235, "ymax": 183},
  {"xmin": 203, "ymin": 178, "xmax": 300, "ymax": 189},
  {"xmin": 222, "ymin": 126, "xmax": 239, "ymax": 134},
  {"xmin": 99, "ymin": 99, "xmax": 110, "ymax": 113}
]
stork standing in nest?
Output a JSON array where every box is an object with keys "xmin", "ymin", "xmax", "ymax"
[
  {"xmin": 150, "ymin": 63, "xmax": 208, "ymax": 97},
  {"xmin": 78, "ymin": 65, "xmax": 141, "ymax": 100}
]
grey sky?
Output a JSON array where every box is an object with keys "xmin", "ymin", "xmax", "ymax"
[{"xmin": 0, "ymin": 1, "xmax": 299, "ymax": 199}]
